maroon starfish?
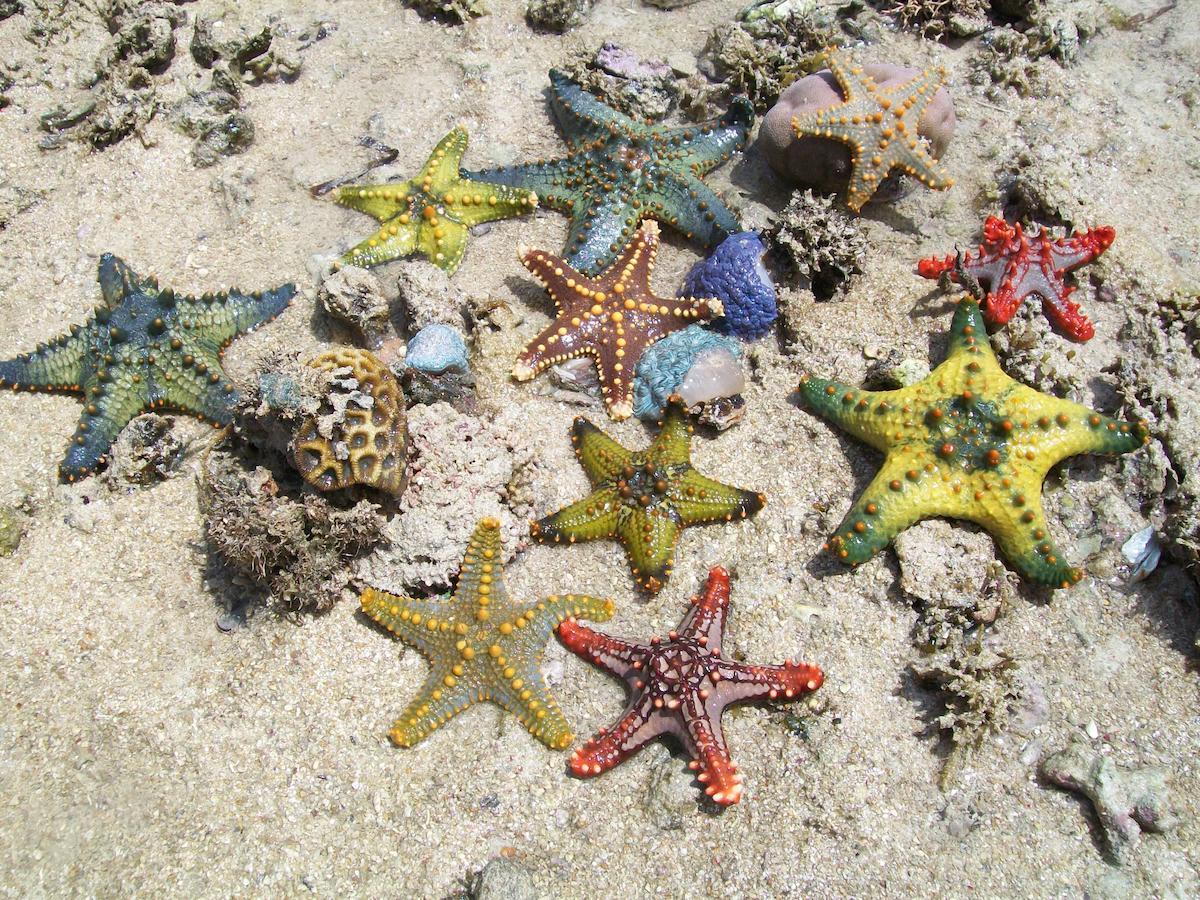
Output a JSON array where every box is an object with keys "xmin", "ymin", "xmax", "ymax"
[
  {"xmin": 512, "ymin": 219, "xmax": 723, "ymax": 420},
  {"xmin": 916, "ymin": 215, "xmax": 1116, "ymax": 342},
  {"xmin": 557, "ymin": 566, "xmax": 824, "ymax": 805}
]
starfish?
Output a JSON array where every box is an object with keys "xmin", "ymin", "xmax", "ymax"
[
  {"xmin": 513, "ymin": 219, "xmax": 723, "ymax": 420},
  {"xmin": 558, "ymin": 565, "xmax": 824, "ymax": 805},
  {"xmin": 359, "ymin": 517, "xmax": 614, "ymax": 749},
  {"xmin": 916, "ymin": 215, "xmax": 1116, "ymax": 342},
  {"xmin": 332, "ymin": 126, "xmax": 538, "ymax": 273},
  {"xmin": 0, "ymin": 254, "xmax": 294, "ymax": 482},
  {"xmin": 464, "ymin": 69, "xmax": 753, "ymax": 275},
  {"xmin": 530, "ymin": 396, "xmax": 765, "ymax": 593},
  {"xmin": 790, "ymin": 47, "xmax": 954, "ymax": 213},
  {"xmin": 797, "ymin": 296, "xmax": 1150, "ymax": 588}
]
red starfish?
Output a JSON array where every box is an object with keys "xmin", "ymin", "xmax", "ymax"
[
  {"xmin": 512, "ymin": 219, "xmax": 723, "ymax": 420},
  {"xmin": 557, "ymin": 566, "xmax": 824, "ymax": 805},
  {"xmin": 916, "ymin": 215, "xmax": 1116, "ymax": 342}
]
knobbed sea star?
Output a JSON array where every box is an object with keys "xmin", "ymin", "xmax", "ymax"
[
  {"xmin": 798, "ymin": 296, "xmax": 1150, "ymax": 588},
  {"xmin": 916, "ymin": 215, "xmax": 1116, "ymax": 342},
  {"xmin": 531, "ymin": 396, "xmax": 765, "ymax": 593},
  {"xmin": 360, "ymin": 517, "xmax": 614, "ymax": 749},
  {"xmin": 790, "ymin": 47, "xmax": 954, "ymax": 213},
  {"xmin": 464, "ymin": 69, "xmax": 752, "ymax": 275},
  {"xmin": 558, "ymin": 565, "xmax": 824, "ymax": 805},
  {"xmin": 333, "ymin": 126, "xmax": 538, "ymax": 273},
  {"xmin": 513, "ymin": 219, "xmax": 723, "ymax": 420},
  {"xmin": 0, "ymin": 254, "xmax": 294, "ymax": 481}
]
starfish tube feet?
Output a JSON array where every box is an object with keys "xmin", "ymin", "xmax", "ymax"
[
  {"xmin": 558, "ymin": 566, "xmax": 824, "ymax": 805},
  {"xmin": 532, "ymin": 397, "xmax": 764, "ymax": 593},
  {"xmin": 798, "ymin": 297, "xmax": 1149, "ymax": 588},
  {"xmin": 359, "ymin": 517, "xmax": 614, "ymax": 749}
]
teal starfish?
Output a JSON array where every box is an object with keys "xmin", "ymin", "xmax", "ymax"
[
  {"xmin": 0, "ymin": 254, "xmax": 294, "ymax": 481},
  {"xmin": 464, "ymin": 69, "xmax": 753, "ymax": 275}
]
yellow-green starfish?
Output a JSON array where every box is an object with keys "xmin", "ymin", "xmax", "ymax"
[
  {"xmin": 359, "ymin": 517, "xmax": 613, "ymax": 749},
  {"xmin": 332, "ymin": 127, "xmax": 538, "ymax": 273},
  {"xmin": 791, "ymin": 47, "xmax": 954, "ymax": 213},
  {"xmin": 798, "ymin": 297, "xmax": 1150, "ymax": 588},
  {"xmin": 531, "ymin": 396, "xmax": 766, "ymax": 594}
]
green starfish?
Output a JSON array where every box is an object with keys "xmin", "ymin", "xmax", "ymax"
[
  {"xmin": 464, "ymin": 70, "xmax": 753, "ymax": 275},
  {"xmin": 798, "ymin": 296, "xmax": 1150, "ymax": 588},
  {"xmin": 0, "ymin": 254, "xmax": 294, "ymax": 482},
  {"xmin": 791, "ymin": 47, "xmax": 954, "ymax": 213},
  {"xmin": 531, "ymin": 396, "xmax": 766, "ymax": 593},
  {"xmin": 332, "ymin": 126, "xmax": 538, "ymax": 273},
  {"xmin": 360, "ymin": 517, "xmax": 614, "ymax": 749}
]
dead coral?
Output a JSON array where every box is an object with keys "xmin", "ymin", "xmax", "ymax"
[
  {"xmin": 403, "ymin": 0, "xmax": 485, "ymax": 25},
  {"xmin": 102, "ymin": 413, "xmax": 188, "ymax": 487},
  {"xmin": 880, "ymin": 0, "xmax": 989, "ymax": 40},
  {"xmin": 766, "ymin": 190, "xmax": 866, "ymax": 300},
  {"xmin": 199, "ymin": 448, "xmax": 386, "ymax": 614},
  {"xmin": 559, "ymin": 44, "xmax": 678, "ymax": 122},
  {"xmin": 171, "ymin": 67, "xmax": 255, "ymax": 168},
  {"xmin": 190, "ymin": 13, "xmax": 303, "ymax": 84},
  {"xmin": 1040, "ymin": 736, "xmax": 1179, "ymax": 865},
  {"xmin": 525, "ymin": 0, "xmax": 591, "ymax": 34},
  {"xmin": 293, "ymin": 349, "xmax": 409, "ymax": 498},
  {"xmin": 318, "ymin": 265, "xmax": 396, "ymax": 349}
]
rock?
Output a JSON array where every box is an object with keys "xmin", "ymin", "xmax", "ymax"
[
  {"xmin": 172, "ymin": 68, "xmax": 255, "ymax": 168},
  {"xmin": 318, "ymin": 265, "xmax": 394, "ymax": 348},
  {"xmin": 525, "ymin": 0, "xmax": 592, "ymax": 33},
  {"xmin": 103, "ymin": 413, "xmax": 186, "ymax": 487},
  {"xmin": 402, "ymin": 324, "xmax": 469, "ymax": 375},
  {"xmin": 0, "ymin": 506, "xmax": 25, "ymax": 557},
  {"xmin": 394, "ymin": 261, "xmax": 466, "ymax": 333},
  {"xmin": 759, "ymin": 64, "xmax": 955, "ymax": 197},
  {"xmin": 473, "ymin": 856, "xmax": 540, "ymax": 900},
  {"xmin": 894, "ymin": 520, "xmax": 997, "ymax": 609},
  {"xmin": 559, "ymin": 44, "xmax": 678, "ymax": 121},
  {"xmin": 403, "ymin": 0, "xmax": 486, "ymax": 25},
  {"xmin": 1040, "ymin": 736, "xmax": 1179, "ymax": 866}
]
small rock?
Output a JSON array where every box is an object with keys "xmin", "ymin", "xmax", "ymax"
[
  {"xmin": 103, "ymin": 413, "xmax": 186, "ymax": 487},
  {"xmin": 1121, "ymin": 526, "xmax": 1161, "ymax": 582},
  {"xmin": 0, "ymin": 506, "xmax": 25, "ymax": 556},
  {"xmin": 403, "ymin": 324, "xmax": 469, "ymax": 375},
  {"xmin": 394, "ymin": 260, "xmax": 466, "ymax": 332},
  {"xmin": 318, "ymin": 265, "xmax": 394, "ymax": 348},
  {"xmin": 525, "ymin": 0, "xmax": 592, "ymax": 33},
  {"xmin": 473, "ymin": 856, "xmax": 540, "ymax": 900}
]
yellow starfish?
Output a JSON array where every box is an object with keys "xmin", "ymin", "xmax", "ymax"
[
  {"xmin": 360, "ymin": 518, "xmax": 613, "ymax": 749},
  {"xmin": 791, "ymin": 47, "xmax": 954, "ymax": 213},
  {"xmin": 798, "ymin": 297, "xmax": 1150, "ymax": 588},
  {"xmin": 333, "ymin": 127, "xmax": 538, "ymax": 273}
]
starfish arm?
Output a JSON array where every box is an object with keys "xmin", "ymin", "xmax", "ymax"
[
  {"xmin": 570, "ymin": 417, "xmax": 635, "ymax": 484},
  {"xmin": 156, "ymin": 355, "xmax": 240, "ymax": 425},
  {"xmin": 489, "ymin": 670, "xmax": 577, "ymax": 750},
  {"xmin": 563, "ymin": 192, "xmax": 645, "ymax": 276},
  {"xmin": 387, "ymin": 670, "xmax": 480, "ymax": 747},
  {"xmin": 669, "ymin": 468, "xmax": 766, "ymax": 528},
  {"xmin": 647, "ymin": 395, "xmax": 695, "ymax": 462},
  {"xmin": 447, "ymin": 179, "xmax": 538, "ymax": 227},
  {"xmin": 340, "ymin": 223, "xmax": 419, "ymax": 269},
  {"xmin": 1048, "ymin": 226, "xmax": 1116, "ymax": 272},
  {"xmin": 711, "ymin": 659, "xmax": 826, "ymax": 705},
  {"xmin": 515, "ymin": 593, "xmax": 616, "ymax": 650},
  {"xmin": 548, "ymin": 68, "xmax": 641, "ymax": 147},
  {"xmin": 680, "ymin": 695, "xmax": 742, "ymax": 805},
  {"xmin": 642, "ymin": 172, "xmax": 740, "ymax": 251},
  {"xmin": 510, "ymin": 312, "xmax": 588, "ymax": 381},
  {"xmin": 58, "ymin": 374, "xmax": 151, "ymax": 480},
  {"xmin": 332, "ymin": 182, "xmax": 412, "ymax": 223},
  {"xmin": 797, "ymin": 375, "xmax": 905, "ymax": 453},
  {"xmin": 1039, "ymin": 289, "xmax": 1095, "ymax": 343},
  {"xmin": 360, "ymin": 587, "xmax": 460, "ymax": 659},
  {"xmin": 417, "ymin": 217, "xmax": 469, "ymax": 275},
  {"xmin": 531, "ymin": 487, "xmax": 622, "ymax": 544},
  {"xmin": 661, "ymin": 98, "xmax": 754, "ymax": 177},
  {"xmin": 677, "ymin": 566, "xmax": 731, "ymax": 651},
  {"xmin": 178, "ymin": 284, "xmax": 296, "ymax": 348},
  {"xmin": 568, "ymin": 697, "xmax": 669, "ymax": 777},
  {"xmin": 962, "ymin": 492, "xmax": 1086, "ymax": 588},
  {"xmin": 557, "ymin": 617, "xmax": 647, "ymax": 678},
  {"xmin": 619, "ymin": 506, "xmax": 681, "ymax": 593},
  {"xmin": 1007, "ymin": 387, "xmax": 1151, "ymax": 469},
  {"xmin": 0, "ymin": 332, "xmax": 90, "ymax": 393},
  {"xmin": 416, "ymin": 127, "xmax": 470, "ymax": 190},
  {"xmin": 464, "ymin": 158, "xmax": 577, "ymax": 215}
]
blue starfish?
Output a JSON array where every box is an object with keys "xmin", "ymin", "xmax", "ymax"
[
  {"xmin": 464, "ymin": 69, "xmax": 753, "ymax": 275},
  {"xmin": 0, "ymin": 254, "xmax": 294, "ymax": 481}
]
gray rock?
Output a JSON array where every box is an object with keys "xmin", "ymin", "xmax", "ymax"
[
  {"xmin": 474, "ymin": 856, "xmax": 541, "ymax": 900},
  {"xmin": 319, "ymin": 265, "xmax": 394, "ymax": 348},
  {"xmin": 394, "ymin": 260, "xmax": 466, "ymax": 333}
]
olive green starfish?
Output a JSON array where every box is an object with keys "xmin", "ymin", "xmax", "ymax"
[
  {"xmin": 332, "ymin": 127, "xmax": 538, "ymax": 273},
  {"xmin": 531, "ymin": 396, "xmax": 766, "ymax": 593},
  {"xmin": 0, "ymin": 254, "xmax": 294, "ymax": 482},
  {"xmin": 798, "ymin": 296, "xmax": 1150, "ymax": 588},
  {"xmin": 360, "ymin": 517, "xmax": 614, "ymax": 749},
  {"xmin": 791, "ymin": 47, "xmax": 954, "ymax": 213}
]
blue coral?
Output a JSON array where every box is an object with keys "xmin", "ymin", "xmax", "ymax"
[
  {"xmin": 632, "ymin": 325, "xmax": 742, "ymax": 421},
  {"xmin": 404, "ymin": 324, "xmax": 468, "ymax": 374},
  {"xmin": 681, "ymin": 231, "xmax": 776, "ymax": 340}
]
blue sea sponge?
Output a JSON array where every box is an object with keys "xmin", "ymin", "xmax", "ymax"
[
  {"xmin": 404, "ymin": 324, "xmax": 469, "ymax": 374},
  {"xmin": 633, "ymin": 325, "xmax": 743, "ymax": 421},
  {"xmin": 681, "ymin": 231, "xmax": 777, "ymax": 340}
]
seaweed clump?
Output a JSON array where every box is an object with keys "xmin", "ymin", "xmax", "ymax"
[
  {"xmin": 403, "ymin": 0, "xmax": 485, "ymax": 25},
  {"xmin": 559, "ymin": 44, "xmax": 678, "ymax": 122},
  {"xmin": 879, "ymin": 0, "xmax": 989, "ymax": 39},
  {"xmin": 199, "ymin": 448, "xmax": 386, "ymax": 614},
  {"xmin": 766, "ymin": 190, "xmax": 866, "ymax": 300}
]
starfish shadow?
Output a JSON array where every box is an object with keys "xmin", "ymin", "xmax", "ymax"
[
  {"xmin": 504, "ymin": 273, "xmax": 556, "ymax": 318},
  {"xmin": 1129, "ymin": 565, "xmax": 1200, "ymax": 662}
]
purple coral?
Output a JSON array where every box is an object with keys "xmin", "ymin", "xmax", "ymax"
[{"xmin": 681, "ymin": 231, "xmax": 777, "ymax": 340}]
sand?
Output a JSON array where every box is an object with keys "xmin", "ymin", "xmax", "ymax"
[{"xmin": 0, "ymin": 0, "xmax": 1197, "ymax": 897}]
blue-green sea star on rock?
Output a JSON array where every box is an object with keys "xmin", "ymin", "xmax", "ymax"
[
  {"xmin": 464, "ymin": 70, "xmax": 753, "ymax": 275},
  {"xmin": 0, "ymin": 254, "xmax": 294, "ymax": 481}
]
